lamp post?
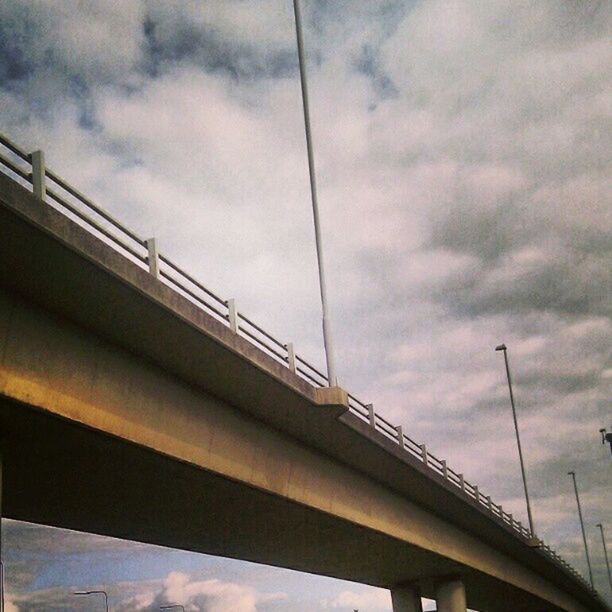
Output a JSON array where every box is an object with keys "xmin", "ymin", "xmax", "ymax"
[
  {"xmin": 495, "ymin": 344, "xmax": 536, "ymax": 540},
  {"xmin": 74, "ymin": 590, "xmax": 109, "ymax": 611},
  {"xmin": 567, "ymin": 471, "xmax": 594, "ymax": 588},
  {"xmin": 600, "ymin": 428, "xmax": 612, "ymax": 457},
  {"xmin": 596, "ymin": 523, "xmax": 612, "ymax": 590},
  {"xmin": 292, "ymin": 0, "xmax": 338, "ymax": 387}
]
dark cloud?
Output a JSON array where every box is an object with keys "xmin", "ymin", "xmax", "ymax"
[
  {"xmin": 142, "ymin": 11, "xmax": 297, "ymax": 81},
  {"xmin": 353, "ymin": 45, "xmax": 398, "ymax": 102}
]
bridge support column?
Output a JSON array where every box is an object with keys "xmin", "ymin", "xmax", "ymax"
[
  {"xmin": 391, "ymin": 584, "xmax": 423, "ymax": 612},
  {"xmin": 435, "ymin": 577, "xmax": 466, "ymax": 612}
]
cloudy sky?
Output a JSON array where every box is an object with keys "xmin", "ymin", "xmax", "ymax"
[{"xmin": 0, "ymin": 0, "xmax": 611, "ymax": 609}]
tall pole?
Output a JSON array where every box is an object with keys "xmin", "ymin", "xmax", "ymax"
[
  {"xmin": 292, "ymin": 0, "xmax": 338, "ymax": 387},
  {"xmin": 495, "ymin": 344, "xmax": 535, "ymax": 537},
  {"xmin": 596, "ymin": 523, "xmax": 612, "ymax": 590},
  {"xmin": 568, "ymin": 471, "xmax": 594, "ymax": 588}
]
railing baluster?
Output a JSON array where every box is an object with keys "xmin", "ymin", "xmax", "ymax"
[
  {"xmin": 396, "ymin": 425, "xmax": 405, "ymax": 449},
  {"xmin": 367, "ymin": 403, "xmax": 376, "ymax": 428},
  {"xmin": 420, "ymin": 443, "xmax": 428, "ymax": 466},
  {"xmin": 30, "ymin": 150, "xmax": 45, "ymax": 199},
  {"xmin": 286, "ymin": 342, "xmax": 297, "ymax": 372},
  {"xmin": 145, "ymin": 238, "xmax": 159, "ymax": 278},
  {"xmin": 227, "ymin": 299, "xmax": 238, "ymax": 332}
]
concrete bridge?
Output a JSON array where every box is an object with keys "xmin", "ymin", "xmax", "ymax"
[{"xmin": 0, "ymin": 144, "xmax": 609, "ymax": 612}]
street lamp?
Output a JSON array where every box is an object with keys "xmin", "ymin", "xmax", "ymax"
[
  {"xmin": 567, "ymin": 471, "xmax": 594, "ymax": 588},
  {"xmin": 160, "ymin": 606, "xmax": 185, "ymax": 611},
  {"xmin": 495, "ymin": 344, "xmax": 537, "ymax": 541},
  {"xmin": 74, "ymin": 590, "xmax": 109, "ymax": 611},
  {"xmin": 595, "ymin": 523, "xmax": 612, "ymax": 590},
  {"xmin": 599, "ymin": 428, "xmax": 612, "ymax": 456},
  {"xmin": 292, "ymin": 0, "xmax": 338, "ymax": 387}
]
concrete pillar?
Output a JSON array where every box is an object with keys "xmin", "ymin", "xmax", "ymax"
[
  {"xmin": 391, "ymin": 585, "xmax": 423, "ymax": 612},
  {"xmin": 435, "ymin": 578, "xmax": 466, "ymax": 612}
]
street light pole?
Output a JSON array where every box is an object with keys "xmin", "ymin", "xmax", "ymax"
[
  {"xmin": 596, "ymin": 523, "xmax": 612, "ymax": 590},
  {"xmin": 74, "ymin": 590, "xmax": 109, "ymax": 611},
  {"xmin": 567, "ymin": 471, "xmax": 594, "ymax": 588},
  {"xmin": 495, "ymin": 344, "xmax": 536, "ymax": 539},
  {"xmin": 600, "ymin": 427, "xmax": 612, "ymax": 457},
  {"xmin": 292, "ymin": 0, "xmax": 338, "ymax": 387}
]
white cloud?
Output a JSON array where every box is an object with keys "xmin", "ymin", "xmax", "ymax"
[
  {"xmin": 116, "ymin": 571, "xmax": 287, "ymax": 612},
  {"xmin": 4, "ymin": 596, "xmax": 19, "ymax": 612},
  {"xmin": 321, "ymin": 587, "xmax": 391, "ymax": 610}
]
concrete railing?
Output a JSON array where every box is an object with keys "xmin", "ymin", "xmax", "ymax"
[{"xmin": 0, "ymin": 131, "xmax": 594, "ymax": 592}]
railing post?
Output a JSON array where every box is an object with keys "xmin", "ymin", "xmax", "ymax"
[
  {"xmin": 367, "ymin": 403, "xmax": 376, "ymax": 428},
  {"xmin": 286, "ymin": 342, "xmax": 296, "ymax": 372},
  {"xmin": 441, "ymin": 459, "xmax": 448, "ymax": 479},
  {"xmin": 420, "ymin": 444, "xmax": 428, "ymax": 466},
  {"xmin": 474, "ymin": 484, "xmax": 479, "ymax": 502},
  {"xmin": 227, "ymin": 299, "xmax": 238, "ymax": 333},
  {"xmin": 30, "ymin": 150, "xmax": 46, "ymax": 200},
  {"xmin": 396, "ymin": 425, "xmax": 405, "ymax": 449},
  {"xmin": 459, "ymin": 473, "xmax": 465, "ymax": 491},
  {"xmin": 145, "ymin": 238, "xmax": 159, "ymax": 278},
  {"xmin": 487, "ymin": 495, "xmax": 492, "ymax": 512}
]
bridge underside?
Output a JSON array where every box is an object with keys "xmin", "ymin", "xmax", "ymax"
[{"xmin": 1, "ymin": 394, "xmax": 551, "ymax": 612}]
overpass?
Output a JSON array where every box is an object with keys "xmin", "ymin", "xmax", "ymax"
[{"xmin": 0, "ymin": 133, "xmax": 609, "ymax": 612}]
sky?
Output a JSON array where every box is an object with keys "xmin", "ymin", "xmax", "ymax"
[{"xmin": 0, "ymin": 0, "xmax": 611, "ymax": 609}]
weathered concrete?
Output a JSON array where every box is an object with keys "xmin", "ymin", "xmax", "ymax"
[
  {"xmin": 436, "ymin": 578, "xmax": 467, "ymax": 612},
  {"xmin": 0, "ymin": 171, "xmax": 608, "ymax": 612},
  {"xmin": 392, "ymin": 584, "xmax": 424, "ymax": 612}
]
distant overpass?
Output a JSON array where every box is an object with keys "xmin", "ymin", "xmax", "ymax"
[{"xmin": 0, "ymin": 134, "xmax": 609, "ymax": 612}]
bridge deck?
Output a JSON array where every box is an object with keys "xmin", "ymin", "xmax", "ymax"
[{"xmin": 0, "ymin": 171, "xmax": 608, "ymax": 611}]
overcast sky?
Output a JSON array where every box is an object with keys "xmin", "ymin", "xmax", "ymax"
[{"xmin": 0, "ymin": 0, "xmax": 611, "ymax": 610}]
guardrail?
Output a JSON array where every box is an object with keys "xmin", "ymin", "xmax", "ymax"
[{"xmin": 0, "ymin": 131, "xmax": 594, "ymax": 592}]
